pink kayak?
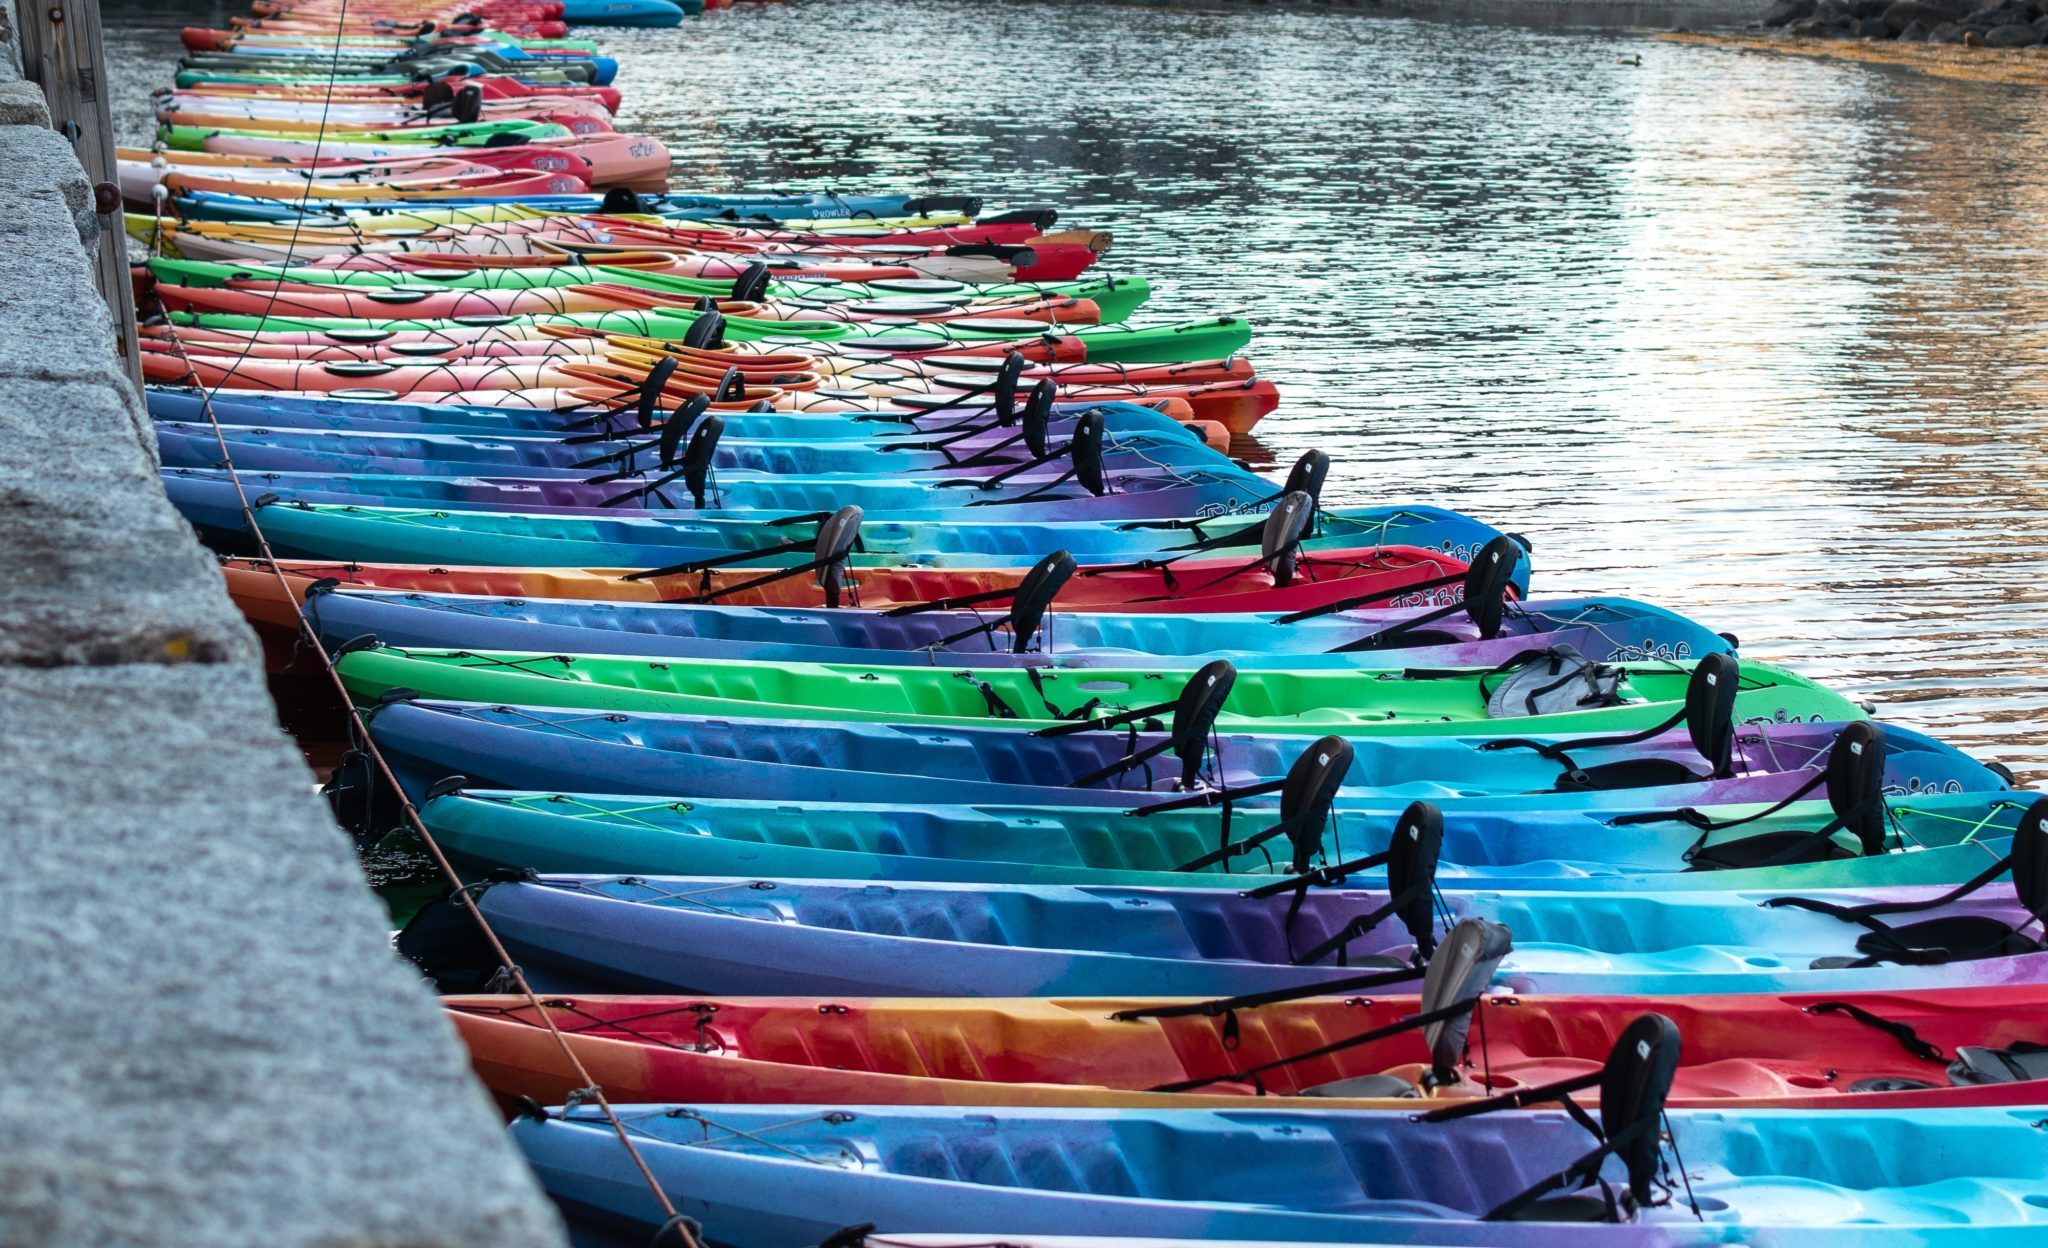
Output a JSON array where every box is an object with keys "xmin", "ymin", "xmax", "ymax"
[{"xmin": 190, "ymin": 133, "xmax": 668, "ymax": 189}]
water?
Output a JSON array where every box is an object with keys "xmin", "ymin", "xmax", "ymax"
[{"xmin": 105, "ymin": 1, "xmax": 2047, "ymax": 777}]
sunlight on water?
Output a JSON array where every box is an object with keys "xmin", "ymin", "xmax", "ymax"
[{"xmin": 107, "ymin": 1, "xmax": 2048, "ymax": 776}]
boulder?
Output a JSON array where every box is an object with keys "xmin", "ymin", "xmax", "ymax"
[
  {"xmin": 1851, "ymin": 0, "xmax": 1891, "ymax": 16},
  {"xmin": 1930, "ymin": 19, "xmax": 1968, "ymax": 36},
  {"xmin": 2034, "ymin": 12, "xmax": 2048, "ymax": 28},
  {"xmin": 1791, "ymin": 15, "xmax": 1855, "ymax": 33},
  {"xmin": 1884, "ymin": 0, "xmax": 1960, "ymax": 29},
  {"xmin": 1856, "ymin": 14, "xmax": 1894, "ymax": 31},
  {"xmin": 1983, "ymin": 18, "xmax": 2045, "ymax": 37},
  {"xmin": 1899, "ymin": 18, "xmax": 1933, "ymax": 34},
  {"xmin": 1764, "ymin": 0, "xmax": 1818, "ymax": 24},
  {"xmin": 1962, "ymin": 3, "xmax": 2014, "ymax": 25}
]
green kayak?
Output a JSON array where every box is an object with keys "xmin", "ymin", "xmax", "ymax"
[
  {"xmin": 336, "ymin": 647, "xmax": 1862, "ymax": 736},
  {"xmin": 168, "ymin": 309, "xmax": 1253, "ymax": 362},
  {"xmin": 147, "ymin": 258, "xmax": 1154, "ymax": 324},
  {"xmin": 418, "ymin": 787, "xmax": 2010, "ymax": 893}
]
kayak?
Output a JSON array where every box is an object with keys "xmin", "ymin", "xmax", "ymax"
[
  {"xmin": 158, "ymin": 118, "xmax": 581, "ymax": 150},
  {"xmin": 330, "ymin": 648, "xmax": 1862, "ymax": 734},
  {"xmin": 217, "ymin": 535, "xmax": 1502, "ymax": 629},
  {"xmin": 161, "ymin": 188, "xmax": 987, "ymax": 223},
  {"xmin": 190, "ymin": 502, "xmax": 1504, "ymax": 583},
  {"xmin": 143, "ymin": 212, "xmax": 1092, "ymax": 281},
  {"xmin": 143, "ymin": 362, "xmax": 1271, "ymax": 426},
  {"xmin": 137, "ymin": 210, "xmax": 1099, "ymax": 281},
  {"xmin": 559, "ymin": 0, "xmax": 690, "ymax": 25},
  {"xmin": 163, "ymin": 134, "xmax": 671, "ymax": 192},
  {"xmin": 161, "ymin": 463, "xmax": 1295, "ymax": 524},
  {"xmin": 146, "ymin": 280, "xmax": 1105, "ymax": 331},
  {"xmin": 150, "ymin": 282, "xmax": 1108, "ymax": 328},
  {"xmin": 144, "ymin": 258, "xmax": 1154, "ymax": 322},
  {"xmin": 164, "ymin": 312, "xmax": 1255, "ymax": 367},
  {"xmin": 399, "ymin": 727, "xmax": 2012, "ymax": 886},
  {"xmin": 269, "ymin": 584, "xmax": 1731, "ymax": 671},
  {"xmin": 143, "ymin": 386, "xmax": 1229, "ymax": 447},
  {"xmin": 508, "ymin": 1099, "xmax": 2048, "ymax": 1245},
  {"xmin": 404, "ymin": 847, "xmax": 2044, "ymax": 997},
  {"xmin": 441, "ymin": 979, "xmax": 2048, "ymax": 1111},
  {"xmin": 151, "ymin": 418, "xmax": 1236, "ymax": 476},
  {"xmin": 348, "ymin": 694, "xmax": 2002, "ymax": 824},
  {"xmin": 144, "ymin": 388, "xmax": 1230, "ymax": 452},
  {"xmin": 165, "ymin": 312, "xmax": 1248, "ymax": 368}
]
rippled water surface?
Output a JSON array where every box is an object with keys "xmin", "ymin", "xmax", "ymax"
[{"xmin": 107, "ymin": 1, "xmax": 2048, "ymax": 775}]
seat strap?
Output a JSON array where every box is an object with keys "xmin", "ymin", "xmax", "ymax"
[
  {"xmin": 1141, "ymin": 998, "xmax": 1481, "ymax": 1094},
  {"xmin": 1806, "ymin": 1001, "xmax": 1948, "ymax": 1063}
]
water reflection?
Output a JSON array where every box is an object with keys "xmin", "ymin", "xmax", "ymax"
[{"xmin": 104, "ymin": 0, "xmax": 2048, "ymax": 775}]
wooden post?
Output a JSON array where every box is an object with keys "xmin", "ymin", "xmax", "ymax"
[{"xmin": 17, "ymin": 0, "xmax": 142, "ymax": 394}]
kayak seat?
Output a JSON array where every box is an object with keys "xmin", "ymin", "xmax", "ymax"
[
  {"xmin": 1861, "ymin": 915, "xmax": 2044, "ymax": 959},
  {"xmin": 1553, "ymin": 756, "xmax": 1703, "ymax": 793},
  {"xmin": 1298, "ymin": 1074, "xmax": 1419, "ymax": 1099},
  {"xmin": 1808, "ymin": 918, "xmax": 2043, "ymax": 969},
  {"xmin": 1949, "ymin": 1043, "xmax": 2048, "ymax": 1085},
  {"xmin": 1369, "ymin": 629, "xmax": 1461, "ymax": 649},
  {"xmin": 1498, "ymin": 1192, "xmax": 1621, "ymax": 1222},
  {"xmin": 1686, "ymin": 830, "xmax": 1856, "ymax": 872}
]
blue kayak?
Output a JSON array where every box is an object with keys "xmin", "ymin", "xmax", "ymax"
[
  {"xmin": 405, "ymin": 848, "xmax": 2044, "ymax": 998},
  {"xmin": 143, "ymin": 388, "xmax": 1211, "ymax": 443},
  {"xmin": 359, "ymin": 696, "xmax": 1992, "ymax": 805},
  {"xmin": 561, "ymin": 0, "xmax": 692, "ymax": 26},
  {"xmin": 160, "ymin": 460, "xmax": 1282, "ymax": 525},
  {"xmin": 171, "ymin": 492, "xmax": 1507, "ymax": 570},
  {"xmin": 409, "ymin": 768, "xmax": 2024, "ymax": 892},
  {"xmin": 281, "ymin": 583, "xmax": 1729, "ymax": 670},
  {"xmin": 151, "ymin": 419, "xmax": 1236, "ymax": 478},
  {"xmin": 509, "ymin": 1100, "xmax": 2048, "ymax": 1246}
]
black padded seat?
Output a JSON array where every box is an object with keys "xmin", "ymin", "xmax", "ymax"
[{"xmin": 1298, "ymin": 1074, "xmax": 1420, "ymax": 1099}]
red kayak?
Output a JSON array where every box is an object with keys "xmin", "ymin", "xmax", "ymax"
[
  {"xmin": 443, "ymin": 984, "xmax": 2048, "ymax": 1113},
  {"xmin": 222, "ymin": 545, "xmax": 1476, "ymax": 626}
]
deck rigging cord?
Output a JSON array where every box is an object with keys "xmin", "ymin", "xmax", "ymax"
[{"xmin": 141, "ymin": 5, "xmax": 699, "ymax": 1242}]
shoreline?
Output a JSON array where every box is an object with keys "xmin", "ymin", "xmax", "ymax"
[
  {"xmin": 1092, "ymin": 0, "xmax": 1770, "ymax": 31},
  {"xmin": 1660, "ymin": 28, "xmax": 2048, "ymax": 81}
]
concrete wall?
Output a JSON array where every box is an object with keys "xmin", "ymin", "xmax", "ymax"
[{"xmin": 0, "ymin": 5, "xmax": 568, "ymax": 1245}]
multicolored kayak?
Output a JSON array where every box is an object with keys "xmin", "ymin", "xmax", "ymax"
[
  {"xmin": 509, "ymin": 1098, "xmax": 2048, "ymax": 1245},
  {"xmin": 331, "ymin": 648, "xmax": 1862, "ymax": 735},
  {"xmin": 270, "ymin": 583, "xmax": 1730, "ymax": 671},
  {"xmin": 401, "ymin": 737, "xmax": 2018, "ymax": 889},
  {"xmin": 346, "ymin": 697, "xmax": 1982, "ymax": 817},
  {"xmin": 166, "ymin": 310, "xmax": 1257, "ymax": 368},
  {"xmin": 143, "ymin": 385, "xmax": 1223, "ymax": 444},
  {"xmin": 443, "ymin": 977, "xmax": 2048, "ymax": 1111},
  {"xmin": 144, "ymin": 258, "xmax": 1154, "ymax": 322},
  {"xmin": 402, "ymin": 839, "xmax": 2044, "ymax": 997}
]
